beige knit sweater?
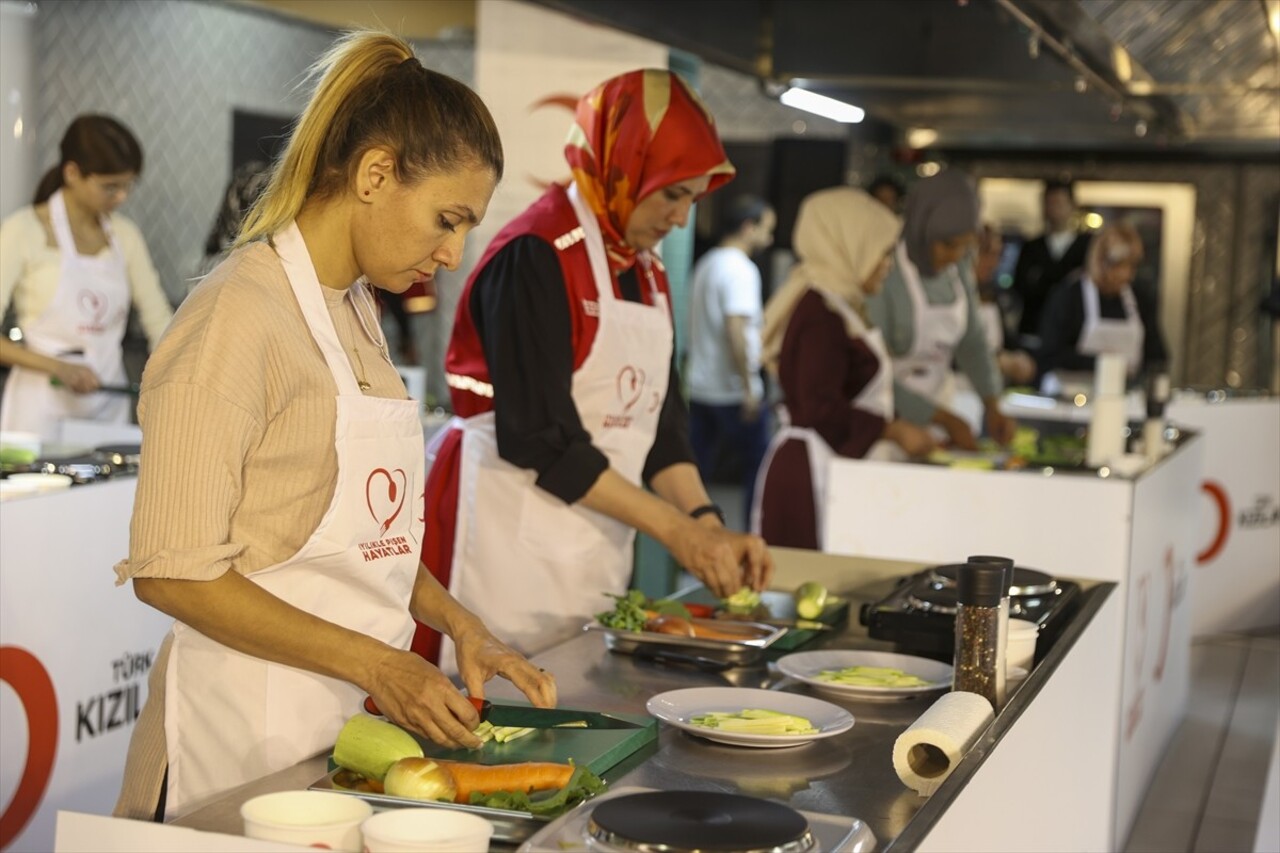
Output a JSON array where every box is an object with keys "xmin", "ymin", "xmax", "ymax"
[{"xmin": 113, "ymin": 240, "xmax": 408, "ymax": 819}]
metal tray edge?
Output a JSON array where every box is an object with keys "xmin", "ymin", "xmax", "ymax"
[{"xmin": 309, "ymin": 769, "xmax": 548, "ymax": 843}]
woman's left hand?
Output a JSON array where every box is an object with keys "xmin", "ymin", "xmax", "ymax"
[
  {"xmin": 673, "ymin": 519, "xmax": 774, "ymax": 599},
  {"xmin": 451, "ymin": 620, "xmax": 558, "ymax": 708},
  {"xmin": 985, "ymin": 408, "xmax": 1017, "ymax": 446}
]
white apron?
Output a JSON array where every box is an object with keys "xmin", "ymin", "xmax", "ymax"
[
  {"xmin": 161, "ymin": 222, "xmax": 423, "ymax": 817},
  {"xmin": 750, "ymin": 287, "xmax": 900, "ymax": 548},
  {"xmin": 890, "ymin": 241, "xmax": 969, "ymax": 406},
  {"xmin": 441, "ymin": 182, "xmax": 672, "ymax": 664},
  {"xmin": 0, "ymin": 190, "xmax": 131, "ymax": 440},
  {"xmin": 1078, "ymin": 276, "xmax": 1144, "ymax": 377}
]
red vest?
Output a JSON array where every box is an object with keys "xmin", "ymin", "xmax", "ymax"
[{"xmin": 445, "ymin": 184, "xmax": 670, "ymax": 417}]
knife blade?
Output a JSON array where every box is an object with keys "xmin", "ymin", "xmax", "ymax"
[
  {"xmin": 361, "ymin": 695, "xmax": 642, "ymax": 730},
  {"xmin": 476, "ymin": 699, "xmax": 644, "ymax": 730}
]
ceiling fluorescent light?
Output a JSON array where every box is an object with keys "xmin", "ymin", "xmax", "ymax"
[{"xmin": 780, "ymin": 87, "xmax": 865, "ymax": 123}]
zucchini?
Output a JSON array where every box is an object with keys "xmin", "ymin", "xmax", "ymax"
[
  {"xmin": 794, "ymin": 581, "xmax": 828, "ymax": 620},
  {"xmin": 333, "ymin": 714, "xmax": 423, "ymax": 782}
]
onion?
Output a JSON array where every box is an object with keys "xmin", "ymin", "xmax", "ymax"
[{"xmin": 383, "ymin": 757, "xmax": 458, "ymax": 802}]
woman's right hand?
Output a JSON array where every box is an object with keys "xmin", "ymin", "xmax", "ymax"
[
  {"xmin": 884, "ymin": 419, "xmax": 937, "ymax": 457},
  {"xmin": 932, "ymin": 409, "xmax": 978, "ymax": 450},
  {"xmin": 668, "ymin": 520, "xmax": 773, "ymax": 599},
  {"xmin": 52, "ymin": 360, "xmax": 101, "ymax": 394},
  {"xmin": 365, "ymin": 648, "xmax": 484, "ymax": 750}
]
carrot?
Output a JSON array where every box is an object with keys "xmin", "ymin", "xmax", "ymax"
[{"xmin": 432, "ymin": 760, "xmax": 575, "ymax": 804}]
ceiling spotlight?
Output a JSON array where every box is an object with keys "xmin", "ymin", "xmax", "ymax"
[
  {"xmin": 1074, "ymin": 76, "xmax": 1088, "ymax": 93},
  {"xmin": 779, "ymin": 87, "xmax": 865, "ymax": 123},
  {"xmin": 916, "ymin": 162, "xmax": 942, "ymax": 177},
  {"xmin": 906, "ymin": 127, "xmax": 939, "ymax": 149},
  {"xmin": 1134, "ymin": 119, "xmax": 1148, "ymax": 137},
  {"xmin": 1028, "ymin": 34, "xmax": 1040, "ymax": 59}
]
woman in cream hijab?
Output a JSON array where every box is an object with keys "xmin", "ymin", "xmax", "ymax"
[{"xmin": 752, "ymin": 187, "xmax": 935, "ymax": 550}]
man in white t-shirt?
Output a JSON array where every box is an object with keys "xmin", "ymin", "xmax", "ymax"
[{"xmin": 687, "ymin": 195, "xmax": 775, "ymax": 522}]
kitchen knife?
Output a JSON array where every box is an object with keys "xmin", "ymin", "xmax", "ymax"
[{"xmin": 361, "ymin": 695, "xmax": 643, "ymax": 730}]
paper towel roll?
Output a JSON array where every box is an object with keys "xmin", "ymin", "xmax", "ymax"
[{"xmin": 893, "ymin": 691, "xmax": 995, "ymax": 797}]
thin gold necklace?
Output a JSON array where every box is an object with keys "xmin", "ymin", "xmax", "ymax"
[{"xmin": 347, "ymin": 310, "xmax": 372, "ymax": 392}]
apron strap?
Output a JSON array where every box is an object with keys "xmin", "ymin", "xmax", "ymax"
[{"xmin": 273, "ymin": 222, "xmax": 364, "ymax": 397}]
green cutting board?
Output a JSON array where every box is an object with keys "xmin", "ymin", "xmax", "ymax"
[{"xmin": 409, "ymin": 704, "xmax": 657, "ymax": 777}]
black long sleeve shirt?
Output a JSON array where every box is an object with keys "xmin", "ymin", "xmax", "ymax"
[{"xmin": 469, "ymin": 235, "xmax": 694, "ymax": 504}]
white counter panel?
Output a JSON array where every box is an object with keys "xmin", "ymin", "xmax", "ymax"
[{"xmin": 1, "ymin": 479, "xmax": 171, "ymax": 852}]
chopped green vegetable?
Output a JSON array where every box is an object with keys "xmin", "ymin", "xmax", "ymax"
[
  {"xmin": 472, "ymin": 720, "xmax": 537, "ymax": 745},
  {"xmin": 596, "ymin": 590, "xmax": 649, "ymax": 632},
  {"xmin": 723, "ymin": 587, "xmax": 762, "ymax": 616},
  {"xmin": 816, "ymin": 665, "xmax": 929, "ymax": 688},
  {"xmin": 689, "ymin": 708, "xmax": 818, "ymax": 735},
  {"xmin": 467, "ymin": 764, "xmax": 607, "ymax": 816},
  {"xmin": 648, "ymin": 598, "xmax": 691, "ymax": 619}
]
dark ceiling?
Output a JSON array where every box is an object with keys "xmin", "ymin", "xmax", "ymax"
[{"xmin": 532, "ymin": 0, "xmax": 1280, "ymax": 153}]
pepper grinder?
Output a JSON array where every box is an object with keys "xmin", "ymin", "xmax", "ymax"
[
  {"xmin": 968, "ymin": 554, "xmax": 1014, "ymax": 685},
  {"xmin": 954, "ymin": 561, "xmax": 1007, "ymax": 711}
]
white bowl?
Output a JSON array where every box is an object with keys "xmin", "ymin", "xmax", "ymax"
[
  {"xmin": 241, "ymin": 790, "xmax": 372, "ymax": 852},
  {"xmin": 361, "ymin": 808, "xmax": 493, "ymax": 852},
  {"xmin": 4, "ymin": 473, "xmax": 72, "ymax": 493}
]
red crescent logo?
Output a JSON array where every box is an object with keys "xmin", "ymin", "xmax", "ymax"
[
  {"xmin": 365, "ymin": 468, "xmax": 407, "ymax": 538},
  {"xmin": 1196, "ymin": 480, "xmax": 1231, "ymax": 565},
  {"xmin": 0, "ymin": 646, "xmax": 59, "ymax": 849},
  {"xmin": 525, "ymin": 94, "xmax": 581, "ymax": 191}
]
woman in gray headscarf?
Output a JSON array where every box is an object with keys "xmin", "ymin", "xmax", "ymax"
[{"xmin": 865, "ymin": 169, "xmax": 1016, "ymax": 448}]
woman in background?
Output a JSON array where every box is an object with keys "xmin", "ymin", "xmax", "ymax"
[
  {"xmin": 866, "ymin": 169, "xmax": 1016, "ymax": 449},
  {"xmin": 753, "ymin": 187, "xmax": 934, "ymax": 549},
  {"xmin": 1036, "ymin": 222, "xmax": 1166, "ymax": 386},
  {"xmin": 0, "ymin": 114, "xmax": 172, "ymax": 440}
]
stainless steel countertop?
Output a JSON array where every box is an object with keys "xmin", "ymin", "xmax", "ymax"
[{"xmin": 174, "ymin": 551, "xmax": 1115, "ymax": 851}]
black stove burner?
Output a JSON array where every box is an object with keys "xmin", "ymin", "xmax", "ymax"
[
  {"xmin": 928, "ymin": 564, "xmax": 1057, "ymax": 596},
  {"xmin": 906, "ymin": 585, "xmax": 957, "ymax": 614},
  {"xmin": 861, "ymin": 566, "xmax": 1081, "ymax": 662},
  {"xmin": 587, "ymin": 791, "xmax": 813, "ymax": 853}
]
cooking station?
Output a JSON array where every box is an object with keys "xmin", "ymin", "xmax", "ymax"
[{"xmin": 173, "ymin": 550, "xmax": 1120, "ymax": 852}]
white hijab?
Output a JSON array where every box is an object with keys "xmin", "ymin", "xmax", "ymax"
[{"xmin": 761, "ymin": 186, "xmax": 902, "ymax": 371}]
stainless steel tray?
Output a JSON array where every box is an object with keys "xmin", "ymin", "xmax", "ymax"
[
  {"xmin": 309, "ymin": 768, "xmax": 548, "ymax": 844},
  {"xmin": 584, "ymin": 618, "xmax": 786, "ymax": 665}
]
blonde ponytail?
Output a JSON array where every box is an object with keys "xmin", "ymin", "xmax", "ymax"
[{"xmin": 237, "ymin": 30, "xmax": 502, "ymax": 247}]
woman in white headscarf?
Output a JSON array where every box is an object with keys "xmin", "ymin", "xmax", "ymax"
[{"xmin": 751, "ymin": 187, "xmax": 935, "ymax": 550}]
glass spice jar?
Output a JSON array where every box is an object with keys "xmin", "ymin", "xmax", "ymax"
[
  {"xmin": 954, "ymin": 561, "xmax": 1007, "ymax": 710},
  {"xmin": 967, "ymin": 554, "xmax": 1014, "ymax": 698}
]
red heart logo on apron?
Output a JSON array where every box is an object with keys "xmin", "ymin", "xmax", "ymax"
[
  {"xmin": 365, "ymin": 468, "xmax": 407, "ymax": 537},
  {"xmin": 77, "ymin": 289, "xmax": 108, "ymax": 325},
  {"xmin": 616, "ymin": 365, "xmax": 646, "ymax": 412}
]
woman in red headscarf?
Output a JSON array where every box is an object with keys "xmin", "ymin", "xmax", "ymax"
[{"xmin": 419, "ymin": 69, "xmax": 773, "ymax": 664}]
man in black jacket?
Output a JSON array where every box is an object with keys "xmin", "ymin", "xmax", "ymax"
[{"xmin": 1011, "ymin": 180, "xmax": 1091, "ymax": 347}]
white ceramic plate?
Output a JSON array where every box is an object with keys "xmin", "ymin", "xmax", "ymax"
[
  {"xmin": 645, "ymin": 687, "xmax": 854, "ymax": 748},
  {"xmin": 776, "ymin": 650, "xmax": 952, "ymax": 700}
]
